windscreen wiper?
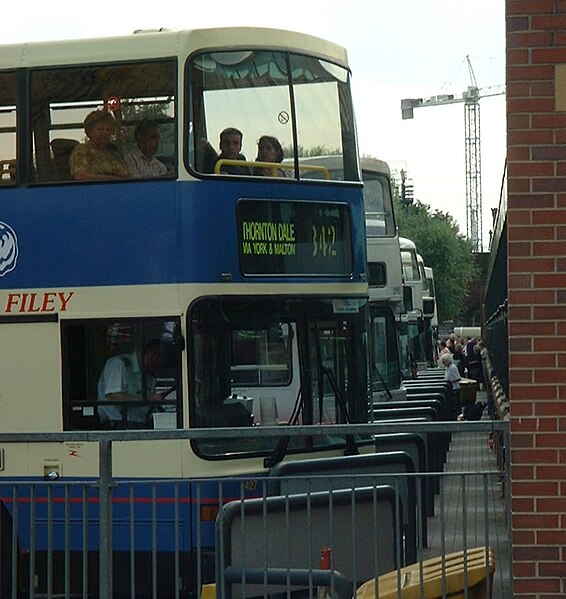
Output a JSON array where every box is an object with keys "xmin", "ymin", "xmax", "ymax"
[
  {"xmin": 373, "ymin": 365, "xmax": 393, "ymax": 400},
  {"xmin": 263, "ymin": 384, "xmax": 304, "ymax": 469},
  {"xmin": 321, "ymin": 367, "xmax": 359, "ymax": 456}
]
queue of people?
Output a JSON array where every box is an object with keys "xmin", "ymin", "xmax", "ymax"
[
  {"xmin": 437, "ymin": 333, "xmax": 490, "ymax": 421},
  {"xmin": 437, "ymin": 333, "xmax": 487, "ymax": 387}
]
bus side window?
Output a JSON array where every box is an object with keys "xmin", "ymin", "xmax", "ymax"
[
  {"xmin": 62, "ymin": 318, "xmax": 182, "ymax": 431},
  {"xmin": 30, "ymin": 60, "xmax": 176, "ymax": 184},
  {"xmin": 0, "ymin": 72, "xmax": 17, "ymax": 187}
]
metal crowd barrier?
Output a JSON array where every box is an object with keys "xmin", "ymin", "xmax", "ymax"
[{"xmin": 0, "ymin": 421, "xmax": 511, "ymax": 599}]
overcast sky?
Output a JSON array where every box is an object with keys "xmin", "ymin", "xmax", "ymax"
[{"xmin": 6, "ymin": 0, "xmax": 506, "ymax": 248}]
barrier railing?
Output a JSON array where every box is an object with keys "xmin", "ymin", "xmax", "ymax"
[{"xmin": 0, "ymin": 420, "xmax": 511, "ymax": 598}]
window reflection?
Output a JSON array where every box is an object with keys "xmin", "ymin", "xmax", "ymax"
[
  {"xmin": 0, "ymin": 73, "xmax": 17, "ymax": 187},
  {"xmin": 188, "ymin": 296, "xmax": 369, "ymax": 458},
  {"xmin": 29, "ymin": 60, "xmax": 175, "ymax": 184},
  {"xmin": 62, "ymin": 317, "xmax": 182, "ymax": 430},
  {"xmin": 363, "ymin": 172, "xmax": 396, "ymax": 237},
  {"xmin": 188, "ymin": 50, "xmax": 358, "ymax": 181}
]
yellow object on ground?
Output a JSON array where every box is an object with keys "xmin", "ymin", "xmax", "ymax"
[
  {"xmin": 201, "ymin": 583, "xmax": 216, "ymax": 599},
  {"xmin": 356, "ymin": 546, "xmax": 495, "ymax": 599}
]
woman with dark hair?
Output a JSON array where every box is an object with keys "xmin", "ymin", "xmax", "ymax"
[
  {"xmin": 466, "ymin": 339, "xmax": 482, "ymax": 382},
  {"xmin": 253, "ymin": 135, "xmax": 287, "ymax": 177},
  {"xmin": 69, "ymin": 110, "xmax": 129, "ymax": 181},
  {"xmin": 453, "ymin": 343, "xmax": 466, "ymax": 376}
]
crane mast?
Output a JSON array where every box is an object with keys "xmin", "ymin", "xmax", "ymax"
[
  {"xmin": 465, "ymin": 91, "xmax": 482, "ymax": 251},
  {"xmin": 400, "ymin": 57, "xmax": 505, "ymax": 252}
]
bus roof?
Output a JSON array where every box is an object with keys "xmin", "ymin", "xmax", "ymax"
[
  {"xmin": 399, "ymin": 237, "xmax": 417, "ymax": 250},
  {"xmin": 360, "ymin": 157, "xmax": 390, "ymax": 176},
  {"xmin": 0, "ymin": 27, "xmax": 349, "ymax": 70}
]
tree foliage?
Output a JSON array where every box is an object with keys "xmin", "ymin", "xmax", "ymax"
[
  {"xmin": 282, "ymin": 144, "xmax": 341, "ymax": 159},
  {"xmin": 393, "ymin": 196, "xmax": 478, "ymax": 322}
]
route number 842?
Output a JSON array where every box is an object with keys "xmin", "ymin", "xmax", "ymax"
[{"xmin": 311, "ymin": 224, "xmax": 337, "ymax": 257}]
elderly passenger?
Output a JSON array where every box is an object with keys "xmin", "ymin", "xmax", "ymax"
[
  {"xmin": 69, "ymin": 110, "xmax": 129, "ymax": 181},
  {"xmin": 439, "ymin": 352, "xmax": 462, "ymax": 420}
]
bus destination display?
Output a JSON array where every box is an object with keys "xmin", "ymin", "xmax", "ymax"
[{"xmin": 238, "ymin": 200, "xmax": 353, "ymax": 276}]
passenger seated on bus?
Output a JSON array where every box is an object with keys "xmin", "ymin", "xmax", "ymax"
[
  {"xmin": 201, "ymin": 127, "xmax": 250, "ymax": 175},
  {"xmin": 253, "ymin": 135, "xmax": 287, "ymax": 177},
  {"xmin": 69, "ymin": 110, "xmax": 130, "ymax": 181},
  {"xmin": 125, "ymin": 119, "xmax": 167, "ymax": 178},
  {"xmin": 97, "ymin": 337, "xmax": 166, "ymax": 429}
]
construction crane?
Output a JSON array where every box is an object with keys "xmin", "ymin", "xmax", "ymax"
[{"xmin": 400, "ymin": 56, "xmax": 505, "ymax": 252}]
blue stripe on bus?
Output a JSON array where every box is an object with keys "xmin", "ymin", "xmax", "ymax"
[
  {"xmin": 1, "ymin": 477, "xmax": 263, "ymax": 552},
  {"xmin": 0, "ymin": 180, "xmax": 366, "ymax": 288}
]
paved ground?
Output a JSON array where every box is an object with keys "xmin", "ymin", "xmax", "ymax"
[{"xmin": 421, "ymin": 389, "xmax": 513, "ymax": 598}]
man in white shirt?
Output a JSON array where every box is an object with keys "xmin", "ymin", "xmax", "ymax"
[
  {"xmin": 97, "ymin": 338, "xmax": 164, "ymax": 428},
  {"xmin": 439, "ymin": 352, "xmax": 461, "ymax": 420},
  {"xmin": 126, "ymin": 119, "xmax": 168, "ymax": 178}
]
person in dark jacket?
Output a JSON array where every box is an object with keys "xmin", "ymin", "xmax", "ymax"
[
  {"xmin": 453, "ymin": 343, "xmax": 466, "ymax": 377},
  {"xmin": 201, "ymin": 127, "xmax": 250, "ymax": 175}
]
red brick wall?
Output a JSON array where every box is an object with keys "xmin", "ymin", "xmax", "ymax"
[{"xmin": 507, "ymin": 1, "xmax": 566, "ymax": 596}]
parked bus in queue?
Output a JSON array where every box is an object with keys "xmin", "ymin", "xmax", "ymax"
[{"xmin": 0, "ymin": 27, "xmax": 369, "ymax": 597}]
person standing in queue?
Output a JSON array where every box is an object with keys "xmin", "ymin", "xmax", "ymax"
[
  {"xmin": 452, "ymin": 342, "xmax": 467, "ymax": 377},
  {"xmin": 439, "ymin": 352, "xmax": 462, "ymax": 420}
]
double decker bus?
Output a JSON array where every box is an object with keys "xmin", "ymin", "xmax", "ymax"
[
  {"xmin": 416, "ymin": 255, "xmax": 436, "ymax": 367},
  {"xmin": 399, "ymin": 237, "xmax": 427, "ymax": 373},
  {"xmin": 0, "ymin": 27, "xmax": 369, "ymax": 597},
  {"xmin": 361, "ymin": 159, "xmax": 405, "ymax": 401},
  {"xmin": 423, "ymin": 265, "xmax": 439, "ymax": 366},
  {"xmin": 288, "ymin": 156, "xmax": 405, "ymax": 401}
]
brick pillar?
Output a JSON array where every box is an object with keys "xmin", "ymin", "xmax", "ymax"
[{"xmin": 507, "ymin": 1, "xmax": 566, "ymax": 597}]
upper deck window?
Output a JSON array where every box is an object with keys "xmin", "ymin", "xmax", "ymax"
[
  {"xmin": 362, "ymin": 171, "xmax": 396, "ymax": 237},
  {"xmin": 401, "ymin": 249, "xmax": 420, "ymax": 282},
  {"xmin": 0, "ymin": 72, "xmax": 17, "ymax": 187},
  {"xmin": 419, "ymin": 261, "xmax": 429, "ymax": 292},
  {"xmin": 29, "ymin": 60, "xmax": 176, "ymax": 184},
  {"xmin": 187, "ymin": 50, "xmax": 358, "ymax": 182}
]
